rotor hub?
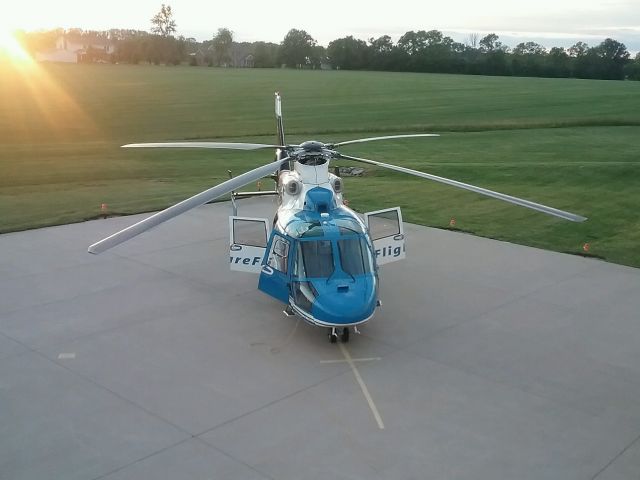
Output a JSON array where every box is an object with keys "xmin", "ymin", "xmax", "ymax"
[{"xmin": 299, "ymin": 140, "xmax": 326, "ymax": 152}]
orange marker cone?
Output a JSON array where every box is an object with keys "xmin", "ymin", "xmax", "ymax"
[
  {"xmin": 101, "ymin": 203, "xmax": 108, "ymax": 219},
  {"xmin": 449, "ymin": 217, "xmax": 456, "ymax": 227},
  {"xmin": 583, "ymin": 243, "xmax": 590, "ymax": 253}
]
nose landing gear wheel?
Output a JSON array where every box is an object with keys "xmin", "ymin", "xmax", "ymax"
[
  {"xmin": 328, "ymin": 327, "xmax": 350, "ymax": 343},
  {"xmin": 341, "ymin": 327, "xmax": 350, "ymax": 343}
]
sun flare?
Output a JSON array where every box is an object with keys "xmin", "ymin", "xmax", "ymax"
[{"xmin": 0, "ymin": 28, "xmax": 31, "ymax": 62}]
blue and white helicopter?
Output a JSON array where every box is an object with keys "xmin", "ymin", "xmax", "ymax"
[{"xmin": 89, "ymin": 93, "xmax": 586, "ymax": 342}]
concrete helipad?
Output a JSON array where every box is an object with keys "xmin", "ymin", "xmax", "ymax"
[{"xmin": 2, "ymin": 197, "xmax": 640, "ymax": 480}]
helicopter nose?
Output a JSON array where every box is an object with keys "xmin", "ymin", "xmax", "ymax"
[{"xmin": 311, "ymin": 277, "xmax": 377, "ymax": 325}]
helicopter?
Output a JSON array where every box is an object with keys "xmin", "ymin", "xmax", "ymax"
[{"xmin": 89, "ymin": 93, "xmax": 586, "ymax": 343}]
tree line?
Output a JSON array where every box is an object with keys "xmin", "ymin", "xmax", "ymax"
[
  {"xmin": 18, "ymin": 21, "xmax": 640, "ymax": 80},
  {"xmin": 327, "ymin": 32, "xmax": 639, "ymax": 81}
]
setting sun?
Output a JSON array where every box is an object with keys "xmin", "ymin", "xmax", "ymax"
[{"xmin": 0, "ymin": 28, "xmax": 31, "ymax": 62}]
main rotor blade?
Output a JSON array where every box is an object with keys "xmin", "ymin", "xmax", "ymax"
[
  {"xmin": 332, "ymin": 134, "xmax": 439, "ymax": 148},
  {"xmin": 337, "ymin": 154, "xmax": 587, "ymax": 222},
  {"xmin": 123, "ymin": 142, "xmax": 287, "ymax": 150},
  {"xmin": 88, "ymin": 157, "xmax": 289, "ymax": 254}
]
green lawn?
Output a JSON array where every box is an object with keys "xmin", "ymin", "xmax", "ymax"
[{"xmin": 1, "ymin": 63, "xmax": 639, "ymax": 267}]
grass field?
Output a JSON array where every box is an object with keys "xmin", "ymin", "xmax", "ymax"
[{"xmin": 1, "ymin": 63, "xmax": 639, "ymax": 267}]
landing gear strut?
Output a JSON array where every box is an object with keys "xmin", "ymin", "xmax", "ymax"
[
  {"xmin": 329, "ymin": 328, "xmax": 338, "ymax": 343},
  {"xmin": 328, "ymin": 327, "xmax": 350, "ymax": 343}
]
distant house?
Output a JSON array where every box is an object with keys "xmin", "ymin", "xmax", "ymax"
[
  {"xmin": 36, "ymin": 34, "xmax": 114, "ymax": 63},
  {"xmin": 229, "ymin": 43, "xmax": 254, "ymax": 68}
]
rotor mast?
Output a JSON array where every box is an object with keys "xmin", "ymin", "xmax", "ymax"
[{"xmin": 274, "ymin": 92, "xmax": 290, "ymax": 171}]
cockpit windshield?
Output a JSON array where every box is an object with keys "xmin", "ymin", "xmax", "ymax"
[
  {"xmin": 338, "ymin": 237, "xmax": 373, "ymax": 276},
  {"xmin": 335, "ymin": 217, "xmax": 365, "ymax": 235},
  {"xmin": 297, "ymin": 240, "xmax": 334, "ymax": 278},
  {"xmin": 295, "ymin": 234, "xmax": 373, "ymax": 279},
  {"xmin": 286, "ymin": 221, "xmax": 325, "ymax": 239},
  {"xmin": 286, "ymin": 215, "xmax": 366, "ymax": 239}
]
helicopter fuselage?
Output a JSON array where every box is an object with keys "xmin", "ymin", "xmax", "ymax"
[{"xmin": 257, "ymin": 154, "xmax": 380, "ymax": 328}]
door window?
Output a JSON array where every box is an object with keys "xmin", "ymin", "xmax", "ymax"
[{"xmin": 267, "ymin": 236, "xmax": 290, "ymax": 273}]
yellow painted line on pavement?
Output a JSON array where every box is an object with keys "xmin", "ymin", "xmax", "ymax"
[
  {"xmin": 320, "ymin": 356, "xmax": 381, "ymax": 364},
  {"xmin": 339, "ymin": 343, "xmax": 385, "ymax": 430}
]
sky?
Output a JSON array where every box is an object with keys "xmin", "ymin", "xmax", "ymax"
[{"xmin": 4, "ymin": 0, "xmax": 640, "ymax": 53}]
